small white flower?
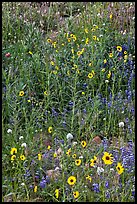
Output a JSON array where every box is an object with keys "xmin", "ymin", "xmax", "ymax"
[
  {"xmin": 79, "ymin": 155, "xmax": 83, "ymax": 159},
  {"xmin": 19, "ymin": 136, "xmax": 24, "ymax": 140},
  {"xmin": 7, "ymin": 129, "xmax": 12, "ymax": 133},
  {"xmin": 105, "ymin": 80, "xmax": 109, "ymax": 83},
  {"xmin": 21, "ymin": 143, "xmax": 27, "ymax": 148},
  {"xmin": 119, "ymin": 122, "xmax": 124, "ymax": 128},
  {"xmin": 103, "ymin": 118, "xmax": 106, "ymax": 121},
  {"xmin": 72, "ymin": 141, "xmax": 78, "ymax": 146},
  {"xmin": 110, "ymin": 168, "xmax": 114, "ymax": 171},
  {"xmin": 97, "ymin": 167, "xmax": 104, "ymax": 175},
  {"xmin": 66, "ymin": 133, "xmax": 73, "ymax": 140},
  {"xmin": 21, "ymin": 183, "xmax": 25, "ymax": 186}
]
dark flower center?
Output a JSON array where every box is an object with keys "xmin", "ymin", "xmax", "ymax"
[
  {"xmin": 70, "ymin": 179, "xmax": 74, "ymax": 183},
  {"xmin": 106, "ymin": 156, "xmax": 110, "ymax": 160},
  {"xmin": 118, "ymin": 167, "xmax": 120, "ymax": 170}
]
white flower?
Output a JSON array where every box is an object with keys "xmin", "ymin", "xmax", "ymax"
[
  {"xmin": 119, "ymin": 122, "xmax": 124, "ymax": 128},
  {"xmin": 21, "ymin": 183, "xmax": 25, "ymax": 186},
  {"xmin": 105, "ymin": 80, "xmax": 109, "ymax": 83},
  {"xmin": 110, "ymin": 168, "xmax": 114, "ymax": 171},
  {"xmin": 72, "ymin": 141, "xmax": 78, "ymax": 146},
  {"xmin": 97, "ymin": 167, "xmax": 104, "ymax": 175},
  {"xmin": 21, "ymin": 143, "xmax": 27, "ymax": 148},
  {"xmin": 66, "ymin": 133, "xmax": 73, "ymax": 140},
  {"xmin": 19, "ymin": 136, "xmax": 24, "ymax": 140},
  {"xmin": 79, "ymin": 155, "xmax": 83, "ymax": 159},
  {"xmin": 7, "ymin": 129, "xmax": 12, "ymax": 133}
]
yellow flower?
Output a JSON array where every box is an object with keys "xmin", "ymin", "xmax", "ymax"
[
  {"xmin": 11, "ymin": 155, "xmax": 16, "ymax": 161},
  {"xmin": 81, "ymin": 140, "xmax": 87, "ymax": 148},
  {"xmin": 68, "ymin": 38, "xmax": 71, "ymax": 42},
  {"xmin": 27, "ymin": 99, "xmax": 31, "ymax": 102},
  {"xmin": 88, "ymin": 62, "xmax": 92, "ymax": 66},
  {"xmin": 10, "ymin": 148, "xmax": 17, "ymax": 155},
  {"xmin": 93, "ymin": 36, "xmax": 97, "ymax": 41},
  {"xmin": 110, "ymin": 14, "xmax": 113, "ymax": 19},
  {"xmin": 82, "ymin": 92, "xmax": 85, "ymax": 95},
  {"xmin": 72, "ymin": 154, "xmax": 77, "ymax": 159},
  {"xmin": 44, "ymin": 91, "xmax": 48, "ymax": 96},
  {"xmin": 86, "ymin": 175, "xmax": 92, "ymax": 182},
  {"xmin": 48, "ymin": 126, "xmax": 53, "ymax": 133},
  {"xmin": 107, "ymin": 71, "xmax": 111, "ymax": 79},
  {"xmin": 20, "ymin": 155, "xmax": 26, "ymax": 161},
  {"xmin": 73, "ymin": 191, "xmax": 79, "ymax": 199},
  {"xmin": 66, "ymin": 148, "xmax": 71, "ymax": 156},
  {"xmin": 91, "ymin": 28, "xmax": 95, "ymax": 32},
  {"xmin": 85, "ymin": 28, "xmax": 88, "ymax": 33},
  {"xmin": 116, "ymin": 162, "xmax": 124, "ymax": 175},
  {"xmin": 38, "ymin": 153, "xmax": 42, "ymax": 160},
  {"xmin": 102, "ymin": 68, "xmax": 105, "ymax": 72},
  {"xmin": 55, "ymin": 66, "xmax": 59, "ymax": 70},
  {"xmin": 85, "ymin": 38, "xmax": 89, "ymax": 44},
  {"xmin": 52, "ymin": 70, "xmax": 57, "ymax": 75},
  {"xmin": 109, "ymin": 53, "xmax": 113, "ymax": 58},
  {"xmin": 71, "ymin": 48, "xmax": 74, "ymax": 54},
  {"xmin": 88, "ymin": 72, "xmax": 94, "ymax": 79},
  {"xmin": 75, "ymin": 159, "xmax": 81, "ymax": 166},
  {"xmin": 77, "ymin": 51, "xmax": 82, "ymax": 56},
  {"xmin": 117, "ymin": 46, "xmax": 122, "ymax": 52},
  {"xmin": 34, "ymin": 186, "xmax": 37, "ymax": 193},
  {"xmin": 62, "ymin": 43, "xmax": 65, "ymax": 46},
  {"xmin": 53, "ymin": 153, "xmax": 57, "ymax": 158},
  {"xmin": 67, "ymin": 176, "xmax": 76, "ymax": 186},
  {"xmin": 47, "ymin": 145, "xmax": 51, "ymax": 150},
  {"xmin": 72, "ymin": 35, "xmax": 77, "ymax": 41},
  {"xmin": 90, "ymin": 156, "xmax": 97, "ymax": 167},
  {"xmin": 50, "ymin": 61, "xmax": 55, "ymax": 66},
  {"xmin": 47, "ymin": 39, "xmax": 52, "ymax": 43},
  {"xmin": 91, "ymin": 70, "xmax": 95, "ymax": 75},
  {"xmin": 55, "ymin": 189, "xmax": 59, "ymax": 199},
  {"xmin": 102, "ymin": 152, "xmax": 113, "ymax": 165},
  {"xmin": 28, "ymin": 51, "xmax": 33, "ymax": 55},
  {"xmin": 19, "ymin": 91, "xmax": 24, "ymax": 97},
  {"xmin": 124, "ymin": 51, "xmax": 127, "ymax": 55},
  {"xmin": 124, "ymin": 55, "xmax": 128, "ymax": 60},
  {"xmin": 104, "ymin": 59, "xmax": 107, "ymax": 64}
]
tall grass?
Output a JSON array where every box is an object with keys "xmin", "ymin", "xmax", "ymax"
[{"xmin": 2, "ymin": 2, "xmax": 135, "ymax": 202}]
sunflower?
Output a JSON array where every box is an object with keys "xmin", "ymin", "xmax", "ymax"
[
  {"xmin": 48, "ymin": 126, "xmax": 53, "ymax": 133},
  {"xmin": 117, "ymin": 46, "xmax": 122, "ymax": 52},
  {"xmin": 20, "ymin": 155, "xmax": 26, "ymax": 161},
  {"xmin": 109, "ymin": 53, "xmax": 113, "ymax": 58},
  {"xmin": 44, "ymin": 91, "xmax": 48, "ymax": 96},
  {"xmin": 67, "ymin": 176, "xmax": 76, "ymax": 186},
  {"xmin": 85, "ymin": 38, "xmax": 89, "ymax": 44},
  {"xmin": 47, "ymin": 38, "xmax": 52, "ymax": 43},
  {"xmin": 19, "ymin": 91, "xmax": 24, "ymax": 97},
  {"xmin": 93, "ymin": 35, "xmax": 97, "ymax": 40},
  {"xmin": 75, "ymin": 159, "xmax": 81, "ymax": 166},
  {"xmin": 116, "ymin": 162, "xmax": 124, "ymax": 175},
  {"xmin": 11, "ymin": 155, "xmax": 16, "ymax": 161},
  {"xmin": 88, "ymin": 73, "xmax": 94, "ymax": 79},
  {"xmin": 10, "ymin": 148, "xmax": 17, "ymax": 155},
  {"xmin": 86, "ymin": 175, "xmax": 92, "ymax": 182},
  {"xmin": 66, "ymin": 148, "xmax": 71, "ymax": 156},
  {"xmin": 102, "ymin": 152, "xmax": 113, "ymax": 165},
  {"xmin": 90, "ymin": 156, "xmax": 97, "ymax": 167},
  {"xmin": 72, "ymin": 154, "xmax": 77, "ymax": 159},
  {"xmin": 81, "ymin": 140, "xmax": 87, "ymax": 148},
  {"xmin": 85, "ymin": 28, "xmax": 88, "ymax": 33},
  {"xmin": 73, "ymin": 191, "xmax": 79, "ymax": 199}
]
